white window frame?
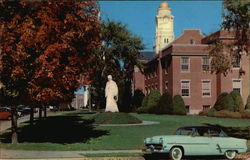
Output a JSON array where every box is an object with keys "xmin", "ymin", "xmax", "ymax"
[
  {"xmin": 232, "ymin": 55, "xmax": 241, "ymax": 69},
  {"xmin": 202, "ymin": 105, "xmax": 211, "ymax": 111},
  {"xmin": 232, "ymin": 79, "xmax": 242, "ymax": 95},
  {"xmin": 202, "ymin": 57, "xmax": 210, "ymax": 71},
  {"xmin": 181, "ymin": 80, "xmax": 190, "ymax": 98},
  {"xmin": 202, "ymin": 80, "xmax": 211, "ymax": 97},
  {"xmin": 181, "ymin": 57, "xmax": 190, "ymax": 72}
]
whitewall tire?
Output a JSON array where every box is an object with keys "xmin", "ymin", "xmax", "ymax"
[
  {"xmin": 225, "ymin": 150, "xmax": 236, "ymax": 160},
  {"xmin": 170, "ymin": 147, "xmax": 183, "ymax": 160}
]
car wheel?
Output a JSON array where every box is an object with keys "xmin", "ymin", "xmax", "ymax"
[
  {"xmin": 225, "ymin": 150, "xmax": 236, "ymax": 160},
  {"xmin": 170, "ymin": 147, "xmax": 183, "ymax": 160}
]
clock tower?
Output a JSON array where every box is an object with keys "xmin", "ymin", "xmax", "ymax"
[{"xmin": 154, "ymin": 1, "xmax": 174, "ymax": 54}]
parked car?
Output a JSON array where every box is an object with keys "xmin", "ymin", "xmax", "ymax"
[
  {"xmin": 143, "ymin": 126, "xmax": 247, "ymax": 160},
  {"xmin": 17, "ymin": 105, "xmax": 35, "ymax": 116},
  {"xmin": 0, "ymin": 107, "xmax": 12, "ymax": 120}
]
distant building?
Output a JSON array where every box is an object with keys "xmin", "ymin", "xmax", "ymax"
[
  {"xmin": 71, "ymin": 94, "xmax": 84, "ymax": 109},
  {"xmin": 132, "ymin": 2, "xmax": 250, "ymax": 114}
]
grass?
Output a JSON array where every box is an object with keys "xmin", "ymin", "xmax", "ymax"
[
  {"xmin": 0, "ymin": 110, "xmax": 250, "ymax": 151},
  {"xmin": 93, "ymin": 112, "xmax": 142, "ymax": 124}
]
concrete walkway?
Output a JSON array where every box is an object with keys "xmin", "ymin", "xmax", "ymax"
[
  {"xmin": 0, "ymin": 149, "xmax": 142, "ymax": 159},
  {"xmin": 98, "ymin": 121, "xmax": 159, "ymax": 127}
]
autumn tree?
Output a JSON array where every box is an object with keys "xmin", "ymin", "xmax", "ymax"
[
  {"xmin": 91, "ymin": 20, "xmax": 145, "ymax": 109},
  {"xmin": 209, "ymin": 0, "xmax": 249, "ymax": 74},
  {"xmin": 0, "ymin": 0, "xmax": 100, "ymax": 143}
]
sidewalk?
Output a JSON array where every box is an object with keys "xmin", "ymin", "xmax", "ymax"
[{"xmin": 0, "ymin": 149, "xmax": 143, "ymax": 159}]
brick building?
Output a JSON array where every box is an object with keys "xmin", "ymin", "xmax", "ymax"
[
  {"xmin": 133, "ymin": 29, "xmax": 250, "ymax": 114},
  {"xmin": 133, "ymin": 2, "xmax": 250, "ymax": 114}
]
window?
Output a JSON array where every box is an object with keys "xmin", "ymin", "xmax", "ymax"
[
  {"xmin": 181, "ymin": 80, "xmax": 190, "ymax": 97},
  {"xmin": 190, "ymin": 39, "xmax": 195, "ymax": 44},
  {"xmin": 165, "ymin": 81, "xmax": 168, "ymax": 90},
  {"xmin": 203, "ymin": 105, "xmax": 210, "ymax": 111},
  {"xmin": 202, "ymin": 80, "xmax": 211, "ymax": 97},
  {"xmin": 202, "ymin": 57, "xmax": 210, "ymax": 71},
  {"xmin": 232, "ymin": 55, "xmax": 240, "ymax": 68},
  {"xmin": 181, "ymin": 57, "xmax": 189, "ymax": 72},
  {"xmin": 232, "ymin": 79, "xmax": 241, "ymax": 94},
  {"xmin": 185, "ymin": 105, "xmax": 190, "ymax": 113}
]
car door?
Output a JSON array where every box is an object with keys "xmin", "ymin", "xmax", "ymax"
[
  {"xmin": 188, "ymin": 128, "xmax": 214, "ymax": 155},
  {"xmin": 208, "ymin": 128, "xmax": 226, "ymax": 156}
]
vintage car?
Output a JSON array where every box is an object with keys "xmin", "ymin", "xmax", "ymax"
[{"xmin": 143, "ymin": 126, "xmax": 247, "ymax": 160}]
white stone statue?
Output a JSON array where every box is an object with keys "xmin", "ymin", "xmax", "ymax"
[
  {"xmin": 83, "ymin": 85, "xmax": 89, "ymax": 108},
  {"xmin": 105, "ymin": 75, "xmax": 119, "ymax": 112}
]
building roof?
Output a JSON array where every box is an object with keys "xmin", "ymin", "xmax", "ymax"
[
  {"xmin": 139, "ymin": 51, "xmax": 157, "ymax": 62},
  {"xmin": 159, "ymin": 1, "xmax": 169, "ymax": 8}
]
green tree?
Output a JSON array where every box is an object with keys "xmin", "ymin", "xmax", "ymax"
[
  {"xmin": 245, "ymin": 94, "xmax": 250, "ymax": 110},
  {"xmin": 230, "ymin": 91, "xmax": 244, "ymax": 111},
  {"xmin": 158, "ymin": 91, "xmax": 173, "ymax": 114},
  {"xmin": 222, "ymin": 0, "xmax": 250, "ymax": 55},
  {"xmin": 91, "ymin": 20, "xmax": 145, "ymax": 109},
  {"xmin": 118, "ymin": 80, "xmax": 132, "ymax": 112},
  {"xmin": 132, "ymin": 89, "xmax": 145, "ymax": 110},
  {"xmin": 172, "ymin": 95, "xmax": 186, "ymax": 115},
  {"xmin": 208, "ymin": 0, "xmax": 249, "ymax": 74}
]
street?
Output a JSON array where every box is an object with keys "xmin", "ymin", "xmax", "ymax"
[{"xmin": 0, "ymin": 114, "xmax": 38, "ymax": 132}]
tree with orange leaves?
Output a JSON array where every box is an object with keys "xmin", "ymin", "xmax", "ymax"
[{"xmin": 0, "ymin": 0, "xmax": 100, "ymax": 143}]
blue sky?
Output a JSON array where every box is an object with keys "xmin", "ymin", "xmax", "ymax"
[{"xmin": 99, "ymin": 1, "xmax": 223, "ymax": 51}]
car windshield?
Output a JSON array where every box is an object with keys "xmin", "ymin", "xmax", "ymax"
[{"xmin": 176, "ymin": 128, "xmax": 193, "ymax": 135}]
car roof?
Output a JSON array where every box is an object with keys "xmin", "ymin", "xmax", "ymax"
[{"xmin": 177, "ymin": 126, "xmax": 222, "ymax": 131}]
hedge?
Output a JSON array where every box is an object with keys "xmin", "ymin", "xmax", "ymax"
[{"xmin": 172, "ymin": 95, "xmax": 186, "ymax": 115}]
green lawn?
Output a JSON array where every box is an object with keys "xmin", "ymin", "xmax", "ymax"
[{"xmin": 0, "ymin": 111, "xmax": 249, "ymax": 151}]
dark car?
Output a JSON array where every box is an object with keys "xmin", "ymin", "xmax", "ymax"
[{"xmin": 17, "ymin": 105, "xmax": 33, "ymax": 116}]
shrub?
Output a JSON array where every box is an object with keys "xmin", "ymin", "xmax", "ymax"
[
  {"xmin": 245, "ymin": 95, "xmax": 250, "ymax": 110},
  {"xmin": 207, "ymin": 108, "xmax": 216, "ymax": 117},
  {"xmin": 240, "ymin": 109, "xmax": 250, "ymax": 119},
  {"xmin": 213, "ymin": 110, "xmax": 241, "ymax": 119},
  {"xmin": 132, "ymin": 89, "xmax": 145, "ymax": 110},
  {"xmin": 198, "ymin": 110, "xmax": 209, "ymax": 116},
  {"xmin": 147, "ymin": 90, "xmax": 161, "ymax": 108},
  {"xmin": 214, "ymin": 92, "xmax": 234, "ymax": 111},
  {"xmin": 93, "ymin": 112, "xmax": 142, "ymax": 124},
  {"xmin": 136, "ymin": 90, "xmax": 161, "ymax": 114},
  {"xmin": 172, "ymin": 95, "xmax": 186, "ymax": 115},
  {"xmin": 230, "ymin": 91, "xmax": 244, "ymax": 111},
  {"xmin": 157, "ymin": 91, "xmax": 173, "ymax": 114}
]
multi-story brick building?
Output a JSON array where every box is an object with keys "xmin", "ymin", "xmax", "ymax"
[{"xmin": 133, "ymin": 2, "xmax": 250, "ymax": 114}]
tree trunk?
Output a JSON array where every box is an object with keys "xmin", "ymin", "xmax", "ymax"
[
  {"xmin": 44, "ymin": 106, "xmax": 47, "ymax": 118},
  {"xmin": 39, "ymin": 106, "xmax": 42, "ymax": 120},
  {"xmin": 30, "ymin": 107, "xmax": 34, "ymax": 125},
  {"xmin": 11, "ymin": 107, "xmax": 18, "ymax": 144}
]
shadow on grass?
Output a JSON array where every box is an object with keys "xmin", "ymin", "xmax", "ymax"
[
  {"xmin": 203, "ymin": 123, "xmax": 250, "ymax": 140},
  {"xmin": 143, "ymin": 153, "xmax": 225, "ymax": 160},
  {"xmin": 0, "ymin": 115, "xmax": 109, "ymax": 144}
]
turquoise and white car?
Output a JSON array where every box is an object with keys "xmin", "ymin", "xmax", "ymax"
[{"xmin": 143, "ymin": 126, "xmax": 248, "ymax": 160}]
